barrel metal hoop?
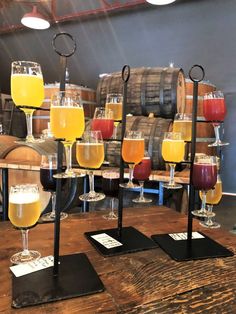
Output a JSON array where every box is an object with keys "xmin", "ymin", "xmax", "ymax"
[
  {"xmin": 171, "ymin": 68, "xmax": 180, "ymax": 116},
  {"xmin": 147, "ymin": 117, "xmax": 162, "ymax": 160},
  {"xmin": 159, "ymin": 68, "xmax": 167, "ymax": 117},
  {"xmin": 140, "ymin": 68, "xmax": 152, "ymax": 116}
]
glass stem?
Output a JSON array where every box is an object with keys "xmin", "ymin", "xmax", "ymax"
[
  {"xmin": 206, "ymin": 204, "xmax": 214, "ymax": 225},
  {"xmin": 128, "ymin": 164, "xmax": 134, "ymax": 184},
  {"xmin": 201, "ymin": 191, "xmax": 207, "ymax": 213},
  {"xmin": 25, "ymin": 112, "xmax": 34, "ymax": 141},
  {"xmin": 50, "ymin": 192, "xmax": 56, "ymax": 218},
  {"xmin": 169, "ymin": 163, "xmax": 176, "ymax": 186},
  {"xmin": 64, "ymin": 143, "xmax": 73, "ymax": 175},
  {"xmin": 21, "ymin": 229, "xmax": 30, "ymax": 256},
  {"xmin": 110, "ymin": 197, "xmax": 115, "ymax": 215},
  {"xmin": 88, "ymin": 171, "xmax": 96, "ymax": 195},
  {"xmin": 139, "ymin": 181, "xmax": 144, "ymax": 199},
  {"xmin": 213, "ymin": 124, "xmax": 221, "ymax": 143}
]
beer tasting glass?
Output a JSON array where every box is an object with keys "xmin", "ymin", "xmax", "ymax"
[
  {"xmin": 102, "ymin": 169, "xmax": 120, "ymax": 220},
  {"xmin": 203, "ymin": 90, "xmax": 229, "ymax": 146},
  {"xmin": 9, "ymin": 184, "xmax": 41, "ymax": 264},
  {"xmin": 120, "ymin": 130, "xmax": 145, "ymax": 189},
  {"xmin": 199, "ymin": 174, "xmax": 222, "ymax": 228},
  {"xmin": 11, "ymin": 61, "xmax": 44, "ymax": 143},
  {"xmin": 132, "ymin": 156, "xmax": 152, "ymax": 203},
  {"xmin": 173, "ymin": 113, "xmax": 192, "ymax": 142},
  {"xmin": 76, "ymin": 130, "xmax": 105, "ymax": 202},
  {"xmin": 162, "ymin": 132, "xmax": 185, "ymax": 189},
  {"xmin": 40, "ymin": 154, "xmax": 68, "ymax": 222},
  {"xmin": 192, "ymin": 155, "xmax": 217, "ymax": 217},
  {"xmin": 105, "ymin": 93, "xmax": 123, "ymax": 140},
  {"xmin": 50, "ymin": 91, "xmax": 85, "ymax": 178}
]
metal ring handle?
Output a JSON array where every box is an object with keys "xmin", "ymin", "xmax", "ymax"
[
  {"xmin": 52, "ymin": 32, "xmax": 76, "ymax": 57},
  {"xmin": 189, "ymin": 64, "xmax": 205, "ymax": 83},
  {"xmin": 122, "ymin": 65, "xmax": 130, "ymax": 83}
]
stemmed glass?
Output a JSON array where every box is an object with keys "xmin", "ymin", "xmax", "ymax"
[
  {"xmin": 120, "ymin": 130, "xmax": 145, "ymax": 189},
  {"xmin": 76, "ymin": 130, "xmax": 105, "ymax": 202},
  {"xmin": 91, "ymin": 107, "xmax": 114, "ymax": 164},
  {"xmin": 8, "ymin": 184, "xmax": 41, "ymax": 264},
  {"xmin": 11, "ymin": 61, "xmax": 44, "ymax": 143},
  {"xmin": 162, "ymin": 132, "xmax": 185, "ymax": 189},
  {"xmin": 50, "ymin": 91, "xmax": 85, "ymax": 178},
  {"xmin": 203, "ymin": 90, "xmax": 229, "ymax": 146},
  {"xmin": 105, "ymin": 93, "xmax": 123, "ymax": 140},
  {"xmin": 40, "ymin": 154, "xmax": 68, "ymax": 222},
  {"xmin": 132, "ymin": 156, "xmax": 152, "ymax": 203},
  {"xmin": 102, "ymin": 170, "xmax": 120, "ymax": 220},
  {"xmin": 191, "ymin": 155, "xmax": 217, "ymax": 217},
  {"xmin": 199, "ymin": 174, "xmax": 222, "ymax": 228}
]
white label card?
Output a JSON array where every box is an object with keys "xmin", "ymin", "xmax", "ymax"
[
  {"xmin": 10, "ymin": 255, "xmax": 54, "ymax": 277},
  {"xmin": 169, "ymin": 232, "xmax": 205, "ymax": 241},
  {"xmin": 91, "ymin": 233, "xmax": 123, "ymax": 249}
]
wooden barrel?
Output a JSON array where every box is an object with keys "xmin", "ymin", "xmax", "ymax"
[
  {"xmin": 0, "ymin": 137, "xmax": 58, "ymax": 211},
  {"xmin": 33, "ymin": 83, "xmax": 97, "ymax": 137},
  {"xmin": 96, "ymin": 67, "xmax": 186, "ymax": 119},
  {"xmin": 104, "ymin": 116, "xmax": 172, "ymax": 170},
  {"xmin": 184, "ymin": 78, "xmax": 216, "ymax": 155}
]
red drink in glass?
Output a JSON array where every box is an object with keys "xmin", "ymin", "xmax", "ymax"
[
  {"xmin": 91, "ymin": 118, "xmax": 114, "ymax": 139},
  {"xmin": 192, "ymin": 163, "xmax": 217, "ymax": 190},
  {"xmin": 203, "ymin": 98, "xmax": 226, "ymax": 122},
  {"xmin": 133, "ymin": 157, "xmax": 152, "ymax": 181}
]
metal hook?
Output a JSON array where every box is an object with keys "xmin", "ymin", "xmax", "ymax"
[
  {"xmin": 122, "ymin": 65, "xmax": 130, "ymax": 83},
  {"xmin": 189, "ymin": 64, "xmax": 205, "ymax": 83},
  {"xmin": 52, "ymin": 32, "xmax": 76, "ymax": 57}
]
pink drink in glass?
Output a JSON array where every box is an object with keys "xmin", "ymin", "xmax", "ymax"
[
  {"xmin": 203, "ymin": 98, "xmax": 226, "ymax": 122},
  {"xmin": 192, "ymin": 163, "xmax": 217, "ymax": 190},
  {"xmin": 133, "ymin": 157, "xmax": 152, "ymax": 181},
  {"xmin": 91, "ymin": 118, "xmax": 114, "ymax": 139}
]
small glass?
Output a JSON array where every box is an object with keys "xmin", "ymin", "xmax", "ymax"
[
  {"xmin": 162, "ymin": 132, "xmax": 185, "ymax": 189},
  {"xmin": 76, "ymin": 130, "xmax": 105, "ymax": 202},
  {"xmin": 102, "ymin": 170, "xmax": 120, "ymax": 220},
  {"xmin": 8, "ymin": 184, "xmax": 41, "ymax": 264},
  {"xmin": 105, "ymin": 93, "xmax": 123, "ymax": 140}
]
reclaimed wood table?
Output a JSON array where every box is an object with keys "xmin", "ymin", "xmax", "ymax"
[{"xmin": 0, "ymin": 206, "xmax": 235, "ymax": 313}]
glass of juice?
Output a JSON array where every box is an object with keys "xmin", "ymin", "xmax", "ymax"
[
  {"xmin": 105, "ymin": 93, "xmax": 123, "ymax": 140},
  {"xmin": 203, "ymin": 90, "xmax": 229, "ymax": 146},
  {"xmin": 199, "ymin": 174, "xmax": 222, "ymax": 228},
  {"xmin": 8, "ymin": 184, "xmax": 41, "ymax": 264},
  {"xmin": 102, "ymin": 170, "xmax": 120, "ymax": 220},
  {"xmin": 132, "ymin": 156, "xmax": 152, "ymax": 203},
  {"xmin": 11, "ymin": 61, "xmax": 45, "ymax": 143},
  {"xmin": 50, "ymin": 91, "xmax": 85, "ymax": 178},
  {"xmin": 162, "ymin": 132, "xmax": 185, "ymax": 189},
  {"xmin": 120, "ymin": 130, "xmax": 145, "ymax": 189},
  {"xmin": 76, "ymin": 130, "xmax": 105, "ymax": 202},
  {"xmin": 40, "ymin": 154, "xmax": 68, "ymax": 222},
  {"xmin": 192, "ymin": 155, "xmax": 217, "ymax": 217}
]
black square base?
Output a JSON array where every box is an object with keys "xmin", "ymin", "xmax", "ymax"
[
  {"xmin": 85, "ymin": 226, "xmax": 158, "ymax": 257},
  {"xmin": 151, "ymin": 232, "xmax": 234, "ymax": 262},
  {"xmin": 12, "ymin": 253, "xmax": 105, "ymax": 308}
]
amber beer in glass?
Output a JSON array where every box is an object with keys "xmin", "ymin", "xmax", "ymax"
[
  {"xmin": 76, "ymin": 130, "xmax": 105, "ymax": 202},
  {"xmin": 120, "ymin": 130, "xmax": 145, "ymax": 189},
  {"xmin": 105, "ymin": 93, "xmax": 123, "ymax": 139},
  {"xmin": 173, "ymin": 113, "xmax": 192, "ymax": 142},
  {"xmin": 162, "ymin": 132, "xmax": 185, "ymax": 189},
  {"xmin": 8, "ymin": 184, "xmax": 41, "ymax": 264}
]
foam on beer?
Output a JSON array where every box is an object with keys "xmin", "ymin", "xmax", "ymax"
[{"xmin": 10, "ymin": 192, "xmax": 39, "ymax": 204}]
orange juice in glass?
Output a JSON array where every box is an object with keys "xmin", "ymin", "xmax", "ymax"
[
  {"xmin": 50, "ymin": 91, "xmax": 85, "ymax": 178},
  {"xmin": 120, "ymin": 130, "xmax": 145, "ymax": 189},
  {"xmin": 162, "ymin": 132, "xmax": 185, "ymax": 189}
]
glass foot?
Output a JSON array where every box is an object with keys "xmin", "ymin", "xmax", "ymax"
[
  {"xmin": 208, "ymin": 141, "xmax": 229, "ymax": 147},
  {"xmin": 119, "ymin": 182, "xmax": 140, "ymax": 189},
  {"xmin": 200, "ymin": 221, "xmax": 221, "ymax": 228},
  {"xmin": 163, "ymin": 182, "xmax": 182, "ymax": 189},
  {"xmin": 103, "ymin": 212, "xmax": 117, "ymax": 220},
  {"xmin": 79, "ymin": 192, "xmax": 105, "ymax": 202},
  {"xmin": 192, "ymin": 209, "xmax": 215, "ymax": 218},
  {"xmin": 10, "ymin": 250, "xmax": 41, "ymax": 265},
  {"xmin": 132, "ymin": 197, "xmax": 152, "ymax": 203},
  {"xmin": 40, "ymin": 211, "xmax": 68, "ymax": 222},
  {"xmin": 53, "ymin": 172, "xmax": 85, "ymax": 179},
  {"xmin": 14, "ymin": 138, "xmax": 45, "ymax": 144}
]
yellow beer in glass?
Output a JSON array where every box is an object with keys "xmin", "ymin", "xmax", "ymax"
[
  {"xmin": 105, "ymin": 93, "xmax": 123, "ymax": 139},
  {"xmin": 173, "ymin": 113, "xmax": 192, "ymax": 142}
]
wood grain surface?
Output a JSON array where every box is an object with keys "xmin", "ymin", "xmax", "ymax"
[{"xmin": 0, "ymin": 206, "xmax": 236, "ymax": 313}]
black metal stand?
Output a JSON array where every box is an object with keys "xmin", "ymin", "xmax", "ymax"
[
  {"xmin": 85, "ymin": 65, "xmax": 158, "ymax": 256},
  {"xmin": 11, "ymin": 32, "xmax": 104, "ymax": 308},
  {"xmin": 151, "ymin": 65, "xmax": 234, "ymax": 261}
]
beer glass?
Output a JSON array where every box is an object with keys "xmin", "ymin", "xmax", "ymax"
[
  {"xmin": 105, "ymin": 93, "xmax": 123, "ymax": 140},
  {"xmin": 40, "ymin": 154, "xmax": 68, "ymax": 222},
  {"xmin": 132, "ymin": 156, "xmax": 152, "ymax": 203},
  {"xmin": 50, "ymin": 91, "xmax": 85, "ymax": 178},
  {"xmin": 203, "ymin": 91, "xmax": 229, "ymax": 146},
  {"xmin": 162, "ymin": 132, "xmax": 185, "ymax": 189},
  {"xmin": 11, "ymin": 61, "xmax": 44, "ymax": 143},
  {"xmin": 76, "ymin": 130, "xmax": 105, "ymax": 202},
  {"xmin": 199, "ymin": 174, "xmax": 222, "ymax": 228},
  {"xmin": 102, "ymin": 170, "xmax": 119, "ymax": 220},
  {"xmin": 192, "ymin": 155, "xmax": 217, "ymax": 217},
  {"xmin": 9, "ymin": 184, "xmax": 41, "ymax": 264},
  {"xmin": 120, "ymin": 130, "xmax": 145, "ymax": 189}
]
